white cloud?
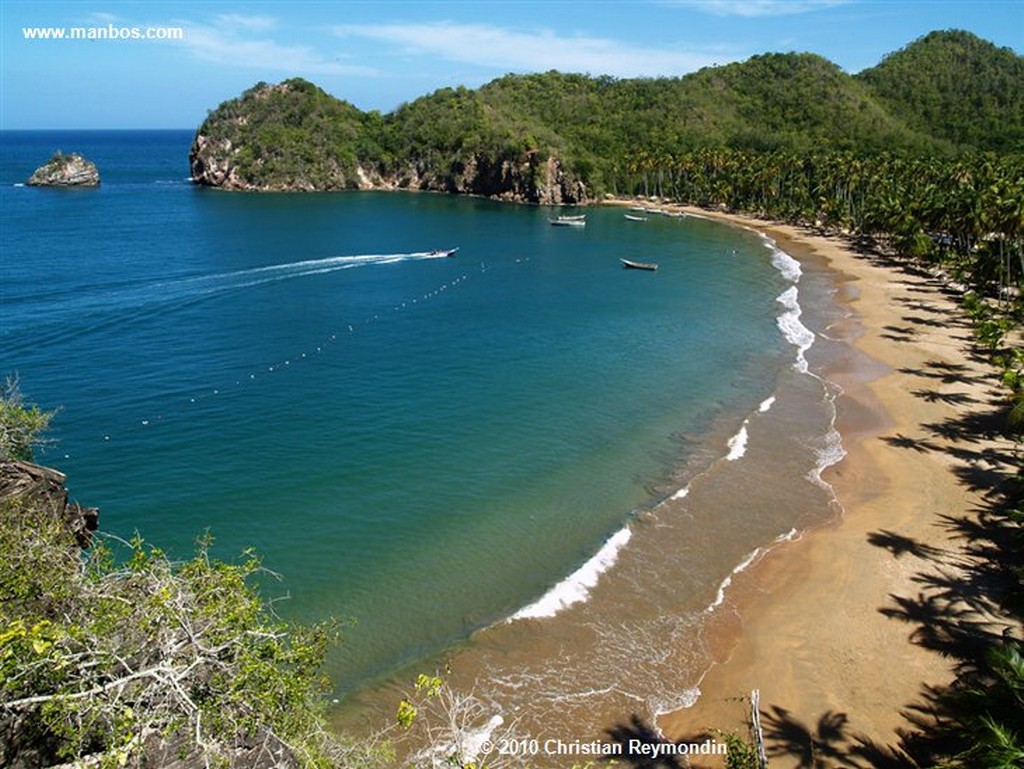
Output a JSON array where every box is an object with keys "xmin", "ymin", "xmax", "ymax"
[
  {"xmin": 174, "ymin": 15, "xmax": 376, "ymax": 77},
  {"xmin": 665, "ymin": 0, "xmax": 851, "ymax": 17},
  {"xmin": 213, "ymin": 14, "xmax": 279, "ymax": 32},
  {"xmin": 332, "ymin": 21, "xmax": 729, "ymax": 78},
  {"xmin": 86, "ymin": 12, "xmax": 122, "ymax": 24}
]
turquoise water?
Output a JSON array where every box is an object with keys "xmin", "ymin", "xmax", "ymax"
[{"xmin": 1, "ymin": 131, "xmax": 804, "ymax": 697}]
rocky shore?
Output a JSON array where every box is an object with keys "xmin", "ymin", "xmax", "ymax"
[
  {"xmin": 189, "ymin": 131, "xmax": 586, "ymax": 203},
  {"xmin": 27, "ymin": 152, "xmax": 100, "ymax": 187},
  {"xmin": 0, "ymin": 460, "xmax": 98, "ymax": 548},
  {"xmin": 187, "ymin": 79, "xmax": 588, "ymax": 204}
]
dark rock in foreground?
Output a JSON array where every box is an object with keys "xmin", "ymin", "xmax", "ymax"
[
  {"xmin": 0, "ymin": 460, "xmax": 98, "ymax": 547},
  {"xmin": 28, "ymin": 152, "xmax": 100, "ymax": 187}
]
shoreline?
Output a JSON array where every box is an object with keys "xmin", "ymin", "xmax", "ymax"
[
  {"xmin": 331, "ymin": 200, "xmax": 858, "ymax": 755},
  {"xmin": 333, "ymin": 198, "xmax": 1016, "ymax": 766},
  {"xmin": 623, "ymin": 202, "xmax": 1014, "ymax": 765}
]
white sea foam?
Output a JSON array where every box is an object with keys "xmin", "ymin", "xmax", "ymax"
[
  {"xmin": 509, "ymin": 527, "xmax": 632, "ymax": 621},
  {"xmin": 808, "ymin": 427, "xmax": 846, "ymax": 488},
  {"xmin": 651, "ymin": 687, "xmax": 702, "ymax": 716},
  {"xmin": 670, "ymin": 486, "xmax": 690, "ymax": 501},
  {"xmin": 777, "ymin": 527, "xmax": 800, "ymax": 543},
  {"xmin": 767, "ymin": 241, "xmax": 818, "ymax": 373},
  {"xmin": 706, "ymin": 528, "xmax": 801, "ymax": 614},
  {"xmin": 413, "ymin": 713, "xmax": 505, "ymax": 768},
  {"xmin": 777, "ymin": 286, "xmax": 816, "ymax": 373},
  {"xmin": 758, "ymin": 395, "xmax": 776, "ymax": 413},
  {"xmin": 461, "ymin": 715, "xmax": 505, "ymax": 765},
  {"xmin": 725, "ymin": 424, "xmax": 748, "ymax": 461},
  {"xmin": 707, "ymin": 546, "xmax": 761, "ymax": 612},
  {"xmin": 768, "ymin": 241, "xmax": 803, "ymax": 282}
]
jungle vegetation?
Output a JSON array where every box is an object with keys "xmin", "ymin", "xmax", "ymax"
[{"xmin": 193, "ymin": 30, "xmax": 1021, "ymax": 195}]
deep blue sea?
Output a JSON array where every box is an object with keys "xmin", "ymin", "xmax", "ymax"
[{"xmin": 1, "ymin": 131, "xmax": 845, "ymax": 737}]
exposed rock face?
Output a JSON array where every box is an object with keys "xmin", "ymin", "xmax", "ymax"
[
  {"xmin": 190, "ymin": 136, "xmax": 588, "ymax": 203},
  {"xmin": 402, "ymin": 151, "xmax": 588, "ymax": 204},
  {"xmin": 27, "ymin": 152, "xmax": 100, "ymax": 187},
  {"xmin": 189, "ymin": 133, "xmax": 356, "ymax": 192},
  {"xmin": 0, "ymin": 460, "xmax": 99, "ymax": 547},
  {"xmin": 189, "ymin": 78, "xmax": 589, "ymax": 203},
  {"xmin": 461, "ymin": 153, "xmax": 588, "ymax": 204},
  {"xmin": 189, "ymin": 134, "xmax": 246, "ymax": 189}
]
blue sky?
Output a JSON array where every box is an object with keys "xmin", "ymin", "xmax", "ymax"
[{"xmin": 2, "ymin": 0, "xmax": 1021, "ymax": 129}]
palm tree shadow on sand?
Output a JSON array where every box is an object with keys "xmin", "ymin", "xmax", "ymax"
[
  {"xmin": 604, "ymin": 715, "xmax": 687, "ymax": 769},
  {"xmin": 601, "ymin": 303, "xmax": 1023, "ymax": 767},
  {"xmin": 745, "ymin": 346, "xmax": 1021, "ymax": 767}
]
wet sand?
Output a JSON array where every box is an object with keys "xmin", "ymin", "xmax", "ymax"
[{"xmin": 649, "ymin": 205, "xmax": 1017, "ymax": 766}]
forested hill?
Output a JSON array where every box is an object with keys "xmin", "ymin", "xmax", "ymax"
[
  {"xmin": 857, "ymin": 30, "xmax": 1024, "ymax": 153},
  {"xmin": 189, "ymin": 29, "xmax": 1022, "ymax": 198}
]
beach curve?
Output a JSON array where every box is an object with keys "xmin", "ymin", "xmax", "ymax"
[{"xmin": 650, "ymin": 204, "xmax": 1017, "ymax": 767}]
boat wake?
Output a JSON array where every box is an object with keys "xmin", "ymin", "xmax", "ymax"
[
  {"xmin": 141, "ymin": 249, "xmax": 457, "ymax": 301},
  {"xmin": 2, "ymin": 249, "xmax": 457, "ymax": 347}
]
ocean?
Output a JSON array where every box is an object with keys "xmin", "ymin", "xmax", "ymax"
[{"xmin": 1, "ymin": 130, "xmax": 847, "ymax": 750}]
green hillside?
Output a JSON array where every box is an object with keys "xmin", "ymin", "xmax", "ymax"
[
  {"xmin": 858, "ymin": 29, "xmax": 1024, "ymax": 152},
  {"xmin": 190, "ymin": 78, "xmax": 373, "ymax": 190},
  {"xmin": 189, "ymin": 30, "xmax": 1022, "ymax": 198},
  {"xmin": 684, "ymin": 52, "xmax": 929, "ymax": 151}
]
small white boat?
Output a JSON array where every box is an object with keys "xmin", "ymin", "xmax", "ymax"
[
  {"xmin": 550, "ymin": 218, "xmax": 586, "ymax": 227},
  {"xmin": 624, "ymin": 214, "xmax": 648, "ymax": 222},
  {"xmin": 556, "ymin": 214, "xmax": 587, "ymax": 221},
  {"xmin": 427, "ymin": 247, "xmax": 459, "ymax": 257},
  {"xmin": 621, "ymin": 258, "xmax": 658, "ymax": 271}
]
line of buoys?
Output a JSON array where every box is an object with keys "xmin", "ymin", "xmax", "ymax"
[{"xmin": 62, "ymin": 260, "xmax": 510, "ymax": 458}]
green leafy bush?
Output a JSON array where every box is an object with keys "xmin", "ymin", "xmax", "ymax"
[{"xmin": 0, "ymin": 377, "xmax": 55, "ymax": 462}]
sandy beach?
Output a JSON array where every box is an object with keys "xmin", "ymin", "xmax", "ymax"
[{"xmin": 636, "ymin": 205, "xmax": 1019, "ymax": 767}]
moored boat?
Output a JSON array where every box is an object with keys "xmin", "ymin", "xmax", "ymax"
[
  {"xmin": 621, "ymin": 258, "xmax": 658, "ymax": 271},
  {"xmin": 550, "ymin": 218, "xmax": 586, "ymax": 227}
]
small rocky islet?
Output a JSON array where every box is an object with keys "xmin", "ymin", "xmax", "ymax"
[{"xmin": 27, "ymin": 151, "xmax": 100, "ymax": 187}]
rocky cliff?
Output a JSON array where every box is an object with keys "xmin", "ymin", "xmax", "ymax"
[
  {"xmin": 189, "ymin": 79, "xmax": 372, "ymax": 192},
  {"xmin": 0, "ymin": 460, "xmax": 98, "ymax": 548},
  {"xmin": 357, "ymin": 151, "xmax": 588, "ymax": 204},
  {"xmin": 27, "ymin": 152, "xmax": 100, "ymax": 187},
  {"xmin": 189, "ymin": 78, "xmax": 589, "ymax": 203}
]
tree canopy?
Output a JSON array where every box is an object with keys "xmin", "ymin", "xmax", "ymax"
[
  {"xmin": 858, "ymin": 29, "xmax": 1024, "ymax": 153},
  {"xmin": 190, "ymin": 30, "xmax": 1022, "ymax": 197}
]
